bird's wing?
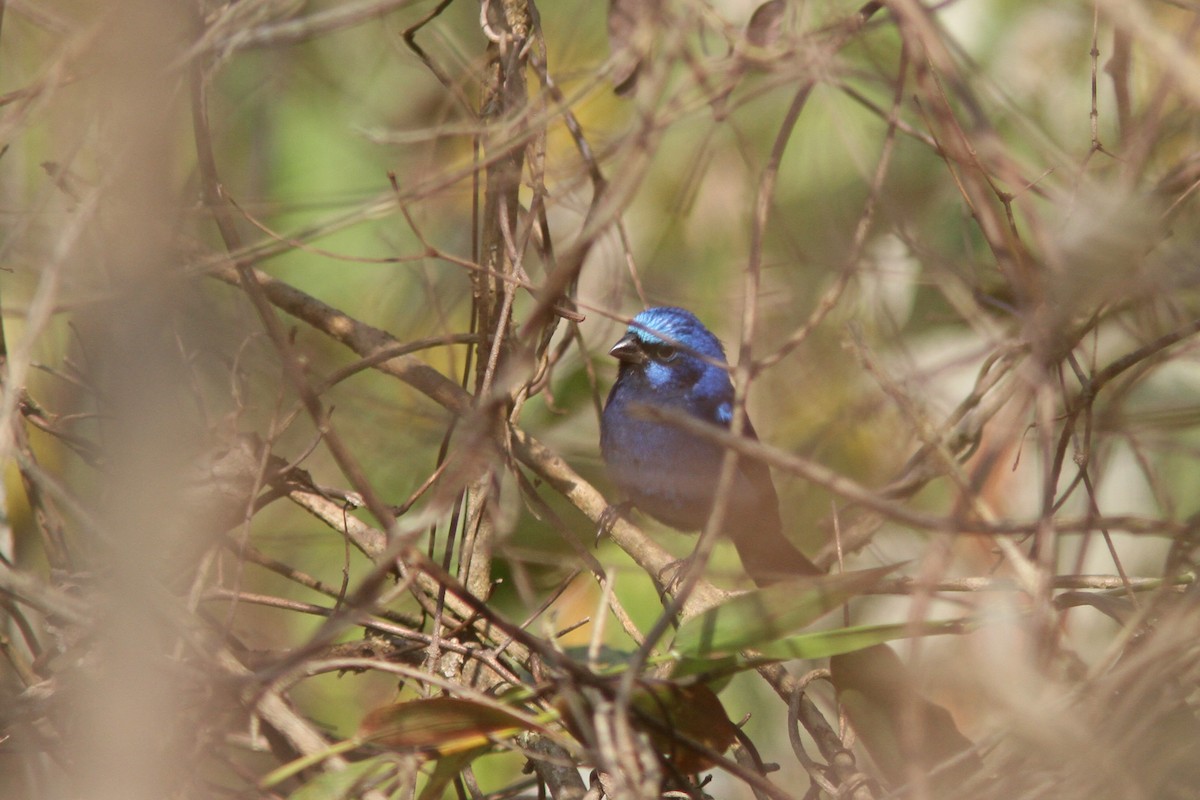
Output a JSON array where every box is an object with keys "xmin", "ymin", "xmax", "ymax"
[
  {"xmin": 712, "ymin": 402, "xmax": 778, "ymax": 503},
  {"xmin": 722, "ymin": 405, "xmax": 822, "ymax": 583}
]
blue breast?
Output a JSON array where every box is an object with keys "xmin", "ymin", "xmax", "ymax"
[{"xmin": 600, "ymin": 384, "xmax": 724, "ymax": 531}]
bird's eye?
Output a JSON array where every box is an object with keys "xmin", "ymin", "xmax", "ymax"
[{"xmin": 652, "ymin": 343, "xmax": 677, "ymax": 361}]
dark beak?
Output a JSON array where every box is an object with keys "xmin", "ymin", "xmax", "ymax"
[{"xmin": 608, "ymin": 333, "xmax": 647, "ymax": 364}]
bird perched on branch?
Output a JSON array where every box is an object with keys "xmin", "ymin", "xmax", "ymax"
[{"xmin": 600, "ymin": 306, "xmax": 821, "ymax": 586}]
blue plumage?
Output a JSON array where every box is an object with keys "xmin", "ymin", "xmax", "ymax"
[{"xmin": 600, "ymin": 307, "xmax": 821, "ymax": 586}]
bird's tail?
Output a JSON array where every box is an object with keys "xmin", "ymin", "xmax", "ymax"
[{"xmin": 733, "ymin": 530, "xmax": 823, "ymax": 587}]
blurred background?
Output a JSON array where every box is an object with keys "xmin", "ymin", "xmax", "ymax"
[{"xmin": 1, "ymin": 0, "xmax": 1199, "ymax": 798}]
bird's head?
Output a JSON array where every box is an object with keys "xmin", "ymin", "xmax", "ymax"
[{"xmin": 608, "ymin": 306, "xmax": 730, "ymax": 392}]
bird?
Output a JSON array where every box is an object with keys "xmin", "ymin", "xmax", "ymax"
[{"xmin": 600, "ymin": 306, "xmax": 822, "ymax": 587}]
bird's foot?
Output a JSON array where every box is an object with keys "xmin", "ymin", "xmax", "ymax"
[
  {"xmin": 596, "ymin": 501, "xmax": 634, "ymax": 546},
  {"xmin": 655, "ymin": 554, "xmax": 700, "ymax": 596}
]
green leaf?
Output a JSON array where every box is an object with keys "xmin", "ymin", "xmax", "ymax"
[
  {"xmin": 671, "ymin": 617, "xmax": 972, "ymax": 678},
  {"xmin": 360, "ymin": 696, "xmax": 546, "ymax": 755},
  {"xmin": 416, "ymin": 750, "xmax": 482, "ymax": 800},
  {"xmin": 756, "ymin": 618, "xmax": 974, "ymax": 660},
  {"xmin": 287, "ymin": 755, "xmax": 395, "ymax": 800},
  {"xmin": 671, "ymin": 564, "xmax": 900, "ymax": 658}
]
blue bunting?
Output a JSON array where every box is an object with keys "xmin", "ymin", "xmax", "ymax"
[{"xmin": 600, "ymin": 307, "xmax": 821, "ymax": 586}]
